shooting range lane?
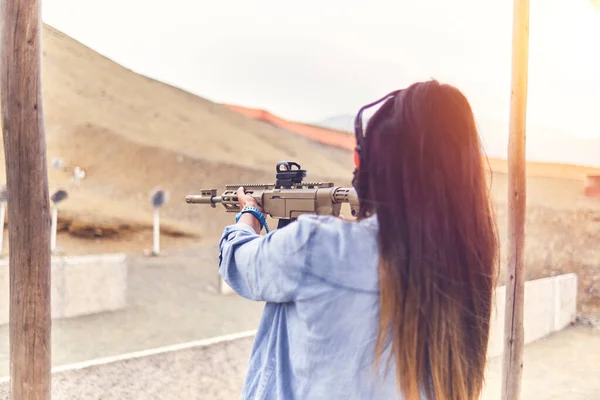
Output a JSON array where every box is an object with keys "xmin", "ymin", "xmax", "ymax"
[{"xmin": 0, "ymin": 243, "xmax": 264, "ymax": 377}]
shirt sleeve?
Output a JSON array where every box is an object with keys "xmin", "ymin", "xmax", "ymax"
[{"xmin": 217, "ymin": 216, "xmax": 319, "ymax": 303}]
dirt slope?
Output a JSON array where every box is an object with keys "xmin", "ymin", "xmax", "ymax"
[
  {"xmin": 0, "ymin": 25, "xmax": 354, "ymax": 245},
  {"xmin": 0, "ymin": 24, "xmax": 598, "ymax": 255}
]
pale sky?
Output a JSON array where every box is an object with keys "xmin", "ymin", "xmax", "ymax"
[{"xmin": 42, "ymin": 0, "xmax": 600, "ymax": 165}]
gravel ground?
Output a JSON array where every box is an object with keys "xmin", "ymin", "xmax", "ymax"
[
  {"xmin": 0, "ymin": 243, "xmax": 265, "ymax": 377},
  {"xmin": 0, "ymin": 245, "xmax": 599, "ymax": 399},
  {"xmin": 0, "ymin": 335, "xmax": 256, "ymax": 400},
  {"xmin": 481, "ymin": 326, "xmax": 600, "ymax": 400},
  {"xmin": 0, "ymin": 327, "xmax": 598, "ymax": 400}
]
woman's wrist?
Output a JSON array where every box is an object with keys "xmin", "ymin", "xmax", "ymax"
[
  {"xmin": 236, "ymin": 205, "xmax": 268, "ymax": 234},
  {"xmin": 238, "ymin": 212, "xmax": 262, "ymax": 234}
]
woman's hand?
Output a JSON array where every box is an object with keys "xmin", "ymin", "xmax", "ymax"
[
  {"xmin": 236, "ymin": 187, "xmax": 263, "ymax": 212},
  {"xmin": 236, "ymin": 187, "xmax": 264, "ymax": 234}
]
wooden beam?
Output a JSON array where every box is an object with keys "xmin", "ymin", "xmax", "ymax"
[
  {"xmin": 501, "ymin": 0, "xmax": 530, "ymax": 399},
  {"xmin": 0, "ymin": 0, "xmax": 52, "ymax": 399}
]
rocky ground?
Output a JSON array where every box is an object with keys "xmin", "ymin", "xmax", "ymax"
[{"xmin": 576, "ymin": 312, "xmax": 600, "ymax": 331}]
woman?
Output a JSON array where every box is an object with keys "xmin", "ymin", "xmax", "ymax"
[{"xmin": 218, "ymin": 80, "xmax": 499, "ymax": 400}]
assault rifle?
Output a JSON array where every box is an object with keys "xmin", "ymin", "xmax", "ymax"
[{"xmin": 185, "ymin": 161, "xmax": 359, "ymax": 229}]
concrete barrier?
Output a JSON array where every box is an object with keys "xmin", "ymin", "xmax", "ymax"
[
  {"xmin": 223, "ymin": 273, "xmax": 578, "ymax": 352},
  {"xmin": 223, "ymin": 274, "xmax": 577, "ymax": 357},
  {"xmin": 0, "ymin": 253, "xmax": 128, "ymax": 326},
  {"xmin": 0, "ymin": 274, "xmax": 577, "ymax": 399},
  {"xmin": 487, "ymin": 273, "xmax": 577, "ymax": 358}
]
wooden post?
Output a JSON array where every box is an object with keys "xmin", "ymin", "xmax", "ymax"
[
  {"xmin": 0, "ymin": 0, "xmax": 52, "ymax": 399},
  {"xmin": 501, "ymin": 0, "xmax": 530, "ymax": 399}
]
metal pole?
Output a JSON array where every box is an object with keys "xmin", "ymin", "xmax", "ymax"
[
  {"xmin": 0, "ymin": 0, "xmax": 52, "ymax": 398},
  {"xmin": 501, "ymin": 0, "xmax": 530, "ymax": 399}
]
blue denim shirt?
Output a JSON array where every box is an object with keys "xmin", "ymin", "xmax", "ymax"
[{"xmin": 218, "ymin": 214, "xmax": 403, "ymax": 400}]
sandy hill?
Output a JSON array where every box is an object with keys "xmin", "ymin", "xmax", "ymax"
[{"xmin": 0, "ymin": 25, "xmax": 355, "ymax": 248}]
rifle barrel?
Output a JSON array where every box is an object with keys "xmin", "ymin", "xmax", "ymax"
[{"xmin": 185, "ymin": 195, "xmax": 222, "ymax": 204}]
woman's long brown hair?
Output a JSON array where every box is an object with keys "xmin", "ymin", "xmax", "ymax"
[{"xmin": 355, "ymin": 80, "xmax": 499, "ymax": 400}]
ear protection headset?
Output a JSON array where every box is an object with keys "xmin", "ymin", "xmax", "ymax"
[{"xmin": 352, "ymin": 89, "xmax": 403, "ymax": 173}]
